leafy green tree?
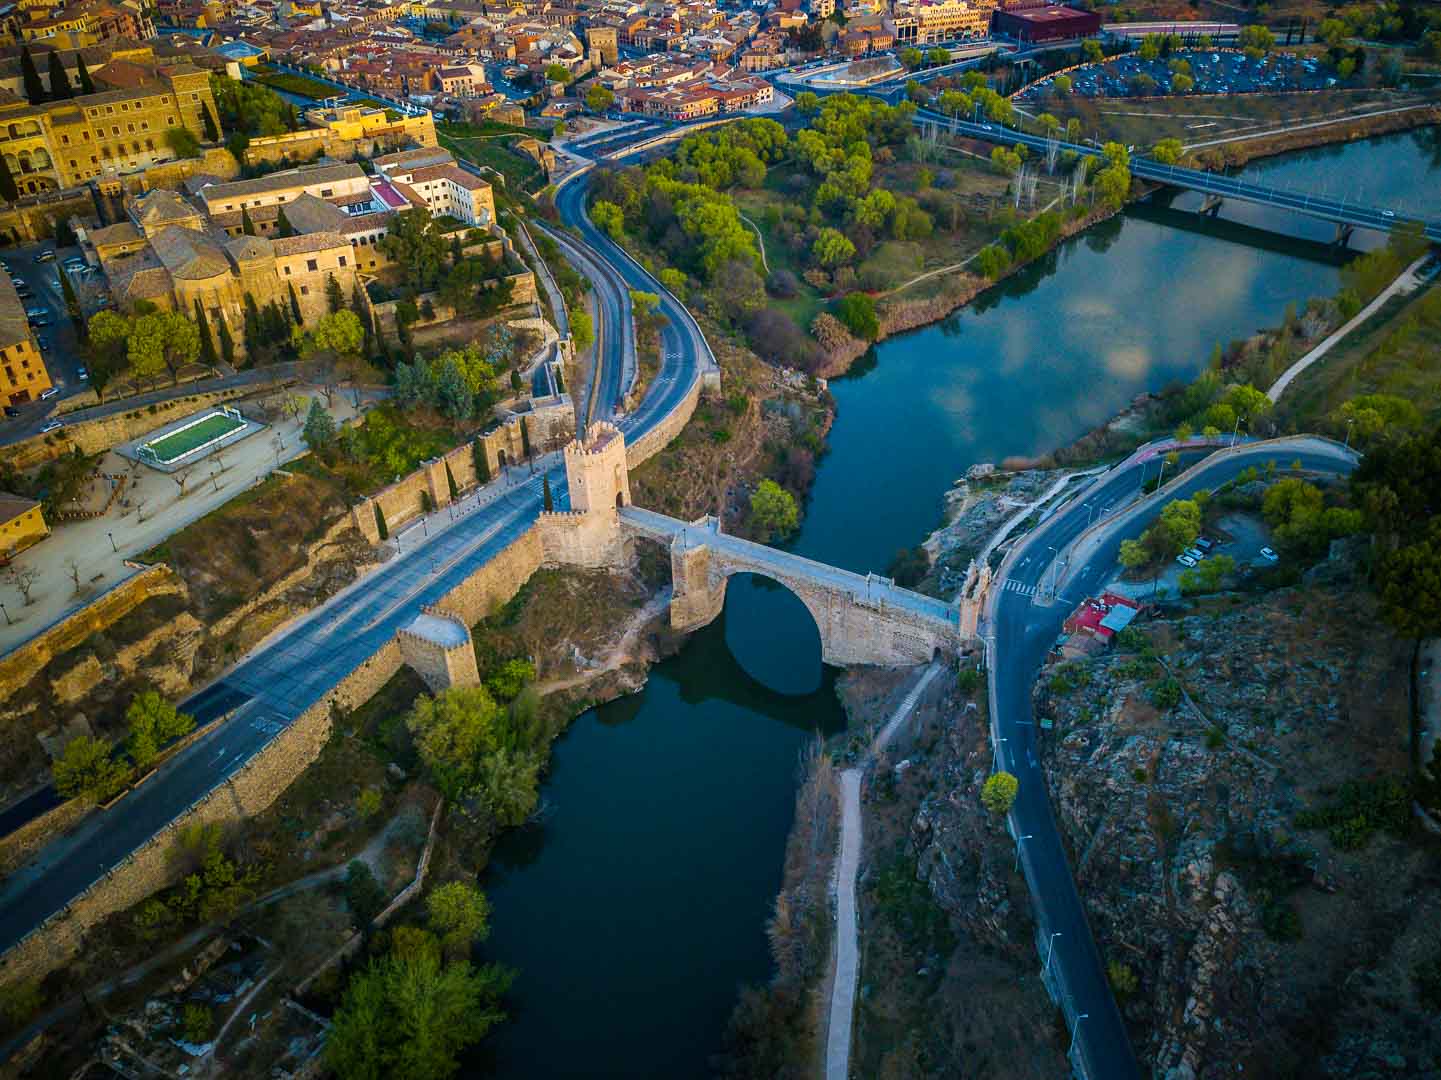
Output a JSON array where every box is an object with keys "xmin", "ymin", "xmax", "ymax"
[
  {"xmin": 657, "ymin": 267, "xmax": 687, "ymax": 299},
  {"xmin": 303, "ymin": 399, "xmax": 337, "ymax": 452},
  {"xmin": 544, "ymin": 63, "xmax": 571, "ymax": 83},
  {"xmin": 428, "ymin": 881, "xmax": 492, "ymax": 959},
  {"xmin": 53, "ymin": 735, "xmax": 128, "ymax": 803},
  {"xmin": 749, "ymin": 479, "xmax": 798, "ymax": 541},
  {"xmin": 926, "ymin": 47, "xmax": 950, "ymax": 67},
  {"xmin": 1238, "ymin": 24, "xmax": 1275, "ymax": 58},
  {"xmin": 1338, "ymin": 394, "xmax": 1422, "ymax": 442},
  {"xmin": 975, "ymin": 244, "xmax": 1010, "ymax": 280},
  {"xmin": 324, "ymin": 932, "xmax": 511, "ymax": 1080},
  {"xmin": 125, "ymin": 691, "xmax": 194, "ymax": 769},
  {"xmin": 900, "ymin": 47, "xmax": 924, "ymax": 70},
  {"xmin": 344, "ymin": 860, "xmax": 386, "ymax": 929},
  {"xmin": 795, "ymin": 90, "xmax": 820, "ymax": 115},
  {"xmin": 590, "ymin": 200, "xmax": 624, "ymax": 240},
  {"xmin": 1052, "ymin": 74, "xmax": 1072, "ymax": 96},
  {"xmin": 1151, "ymin": 138, "xmax": 1184, "ymax": 165},
  {"xmin": 811, "ymin": 227, "xmax": 856, "ymax": 268},
  {"xmin": 584, "ymin": 83, "xmax": 614, "ymax": 112},
  {"xmin": 1093, "ymin": 163, "xmax": 1131, "ymax": 210},
  {"xmin": 129, "ymin": 311, "xmax": 199, "ymax": 385},
  {"xmin": 1082, "ymin": 38, "xmax": 1104, "ymax": 63},
  {"xmin": 485, "ymin": 658, "xmax": 535, "ymax": 703},
  {"xmin": 202, "ymin": 104, "xmax": 221, "ymax": 142},
  {"xmin": 570, "ymin": 306, "xmax": 594, "ymax": 351},
  {"xmin": 990, "ymin": 145, "xmax": 1022, "ymax": 175},
  {"xmin": 297, "ymin": 309, "xmax": 364, "ymax": 363},
  {"xmin": 326, "ymin": 274, "xmax": 345, "ymax": 314},
  {"xmin": 981, "ymin": 771, "xmax": 1018, "ymax": 814},
  {"xmin": 1118, "ymin": 538, "xmax": 1148, "ymax": 569},
  {"xmin": 834, "ymin": 293, "xmax": 878, "ymax": 340},
  {"xmin": 165, "ymin": 126, "xmax": 200, "ymax": 159},
  {"xmin": 1153, "ymin": 498, "xmax": 1202, "ymax": 556},
  {"xmin": 381, "ymin": 209, "xmax": 449, "ymax": 290},
  {"xmin": 1172, "ymin": 73, "xmax": 1194, "ymax": 93}
]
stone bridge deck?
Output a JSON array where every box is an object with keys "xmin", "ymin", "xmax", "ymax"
[{"xmin": 621, "ymin": 507, "xmax": 964, "ymax": 667}]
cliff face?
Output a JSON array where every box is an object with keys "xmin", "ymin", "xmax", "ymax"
[{"xmin": 1032, "ymin": 576, "xmax": 1439, "ymax": 1079}]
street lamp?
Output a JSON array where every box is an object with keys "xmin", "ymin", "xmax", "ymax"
[
  {"xmin": 1014, "ymin": 832, "xmax": 1033, "ymax": 872},
  {"xmin": 1044, "ymin": 931, "xmax": 1061, "ymax": 975},
  {"xmin": 107, "ymin": 531, "xmax": 116, "ymax": 553},
  {"xmin": 1068, "ymin": 1013, "xmax": 1090, "ymax": 1059},
  {"xmin": 1231, "ymin": 414, "xmax": 1245, "ymax": 447},
  {"xmin": 0, "ymin": 602, "xmax": 9, "ymax": 626},
  {"xmin": 1343, "ymin": 417, "xmax": 1355, "ymax": 450}
]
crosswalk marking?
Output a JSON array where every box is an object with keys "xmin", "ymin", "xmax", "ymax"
[{"xmin": 1003, "ymin": 579, "xmax": 1036, "ymax": 597}]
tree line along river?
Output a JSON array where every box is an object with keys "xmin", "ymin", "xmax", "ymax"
[{"xmin": 469, "ymin": 127, "xmax": 1441, "ymax": 1078}]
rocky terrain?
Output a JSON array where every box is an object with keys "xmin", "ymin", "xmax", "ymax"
[
  {"xmin": 1032, "ymin": 569, "xmax": 1439, "ymax": 1079},
  {"xmin": 847, "ymin": 664, "xmax": 1070, "ymax": 1078}
]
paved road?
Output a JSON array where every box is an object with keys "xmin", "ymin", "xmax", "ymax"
[
  {"xmin": 0, "ymin": 168, "xmax": 712, "ymax": 958},
  {"xmin": 987, "ymin": 435, "xmax": 1357, "ymax": 1079}
]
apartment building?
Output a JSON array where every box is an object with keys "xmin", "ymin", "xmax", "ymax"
[
  {"xmin": 0, "ymin": 60, "xmax": 217, "ymax": 195},
  {"xmin": 892, "ymin": 0, "xmax": 994, "ymax": 43},
  {"xmin": 0, "ymin": 275, "xmax": 51, "ymax": 408}
]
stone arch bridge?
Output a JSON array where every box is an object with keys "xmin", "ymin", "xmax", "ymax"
[{"xmin": 542, "ymin": 423, "xmax": 988, "ymax": 667}]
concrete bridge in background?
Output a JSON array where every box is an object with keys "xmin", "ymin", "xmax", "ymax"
[{"xmin": 915, "ymin": 109, "xmax": 1441, "ymax": 243}]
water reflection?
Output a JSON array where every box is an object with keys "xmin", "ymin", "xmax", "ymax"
[{"xmin": 721, "ymin": 574, "xmax": 825, "ymax": 696}]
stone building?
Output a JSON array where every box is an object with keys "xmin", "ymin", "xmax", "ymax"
[
  {"xmin": 0, "ymin": 493, "xmax": 48, "ymax": 558},
  {"xmin": 92, "ymin": 186, "xmax": 362, "ymax": 349},
  {"xmin": 0, "ymin": 275, "xmax": 51, "ymax": 406},
  {"xmin": 0, "ymin": 57, "xmax": 217, "ymax": 195}
]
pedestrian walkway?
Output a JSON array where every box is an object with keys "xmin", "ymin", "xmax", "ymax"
[{"xmin": 825, "ymin": 662, "xmax": 943, "ymax": 1080}]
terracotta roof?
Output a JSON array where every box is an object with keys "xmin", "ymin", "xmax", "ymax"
[
  {"xmin": 279, "ymin": 192, "xmax": 349, "ymax": 233},
  {"xmin": 224, "ymin": 233, "xmax": 274, "ymax": 262},
  {"xmin": 200, "ymin": 162, "xmax": 365, "ymax": 204},
  {"xmin": 271, "ymin": 231, "xmax": 348, "ymax": 256},
  {"xmin": 0, "ymin": 277, "xmax": 32, "ymax": 352},
  {"xmin": 149, "ymin": 225, "xmax": 230, "ymax": 281},
  {"xmin": 88, "ymin": 221, "xmax": 143, "ymax": 248}
]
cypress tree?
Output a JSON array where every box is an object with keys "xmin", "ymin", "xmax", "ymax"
[
  {"xmin": 20, "ymin": 46, "xmax": 45, "ymax": 105},
  {"xmin": 0, "ymin": 155, "xmax": 16, "ymax": 203},
  {"xmin": 350, "ymin": 282, "xmax": 372, "ymax": 335},
  {"xmin": 241, "ymin": 207, "xmax": 256, "ymax": 236},
  {"xmin": 374, "ymin": 502, "xmax": 388, "ymax": 541},
  {"xmin": 325, "ymin": 274, "xmax": 343, "ymax": 314},
  {"xmin": 473, "ymin": 440, "xmax": 490, "ymax": 484},
  {"xmin": 554, "ymin": 365, "xmax": 564, "ymax": 392},
  {"xmin": 542, "ymin": 475, "xmax": 553, "ymax": 512},
  {"xmin": 287, "ymin": 281, "xmax": 302, "ymax": 324},
  {"xmin": 277, "ymin": 205, "xmax": 296, "ymax": 238},
  {"xmin": 75, "ymin": 53, "xmax": 94, "ymax": 95},
  {"xmin": 202, "ymin": 104, "xmax": 220, "ymax": 142},
  {"xmin": 520, "ymin": 416, "xmax": 531, "ymax": 458},
  {"xmin": 59, "ymin": 262, "xmax": 79, "ymax": 315},
  {"xmin": 242, "ymin": 293, "xmax": 262, "ymax": 353},
  {"xmin": 194, "ymin": 300, "xmax": 219, "ymax": 369},
  {"xmin": 217, "ymin": 316, "xmax": 235, "ymax": 366},
  {"xmin": 47, "ymin": 53, "xmax": 73, "ymax": 99},
  {"xmin": 445, "ymin": 462, "xmax": 458, "ymax": 500}
]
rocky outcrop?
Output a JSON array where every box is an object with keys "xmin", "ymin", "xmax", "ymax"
[{"xmin": 1032, "ymin": 582, "xmax": 1437, "ymax": 1077}]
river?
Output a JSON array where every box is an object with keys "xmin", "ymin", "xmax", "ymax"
[{"xmin": 473, "ymin": 127, "xmax": 1441, "ymax": 1078}]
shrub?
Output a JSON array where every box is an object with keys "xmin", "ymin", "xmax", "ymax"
[
  {"xmin": 981, "ymin": 771, "xmax": 1018, "ymax": 814},
  {"xmin": 833, "ymin": 293, "xmax": 879, "ymax": 341},
  {"xmin": 1150, "ymin": 677, "xmax": 1183, "ymax": 710}
]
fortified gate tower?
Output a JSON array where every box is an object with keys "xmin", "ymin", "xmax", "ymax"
[{"xmin": 538, "ymin": 421, "xmax": 632, "ymax": 569}]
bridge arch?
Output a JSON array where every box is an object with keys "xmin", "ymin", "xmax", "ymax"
[{"xmin": 720, "ymin": 571, "xmax": 825, "ymax": 696}]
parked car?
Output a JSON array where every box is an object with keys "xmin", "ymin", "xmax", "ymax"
[
  {"xmin": 1184, "ymin": 547, "xmax": 1205, "ymax": 561},
  {"xmin": 76, "ymin": 366, "xmax": 88, "ymax": 380},
  {"xmin": 1176, "ymin": 554, "xmax": 1198, "ymax": 568},
  {"xmin": 26, "ymin": 313, "xmax": 50, "ymax": 327},
  {"xmin": 62, "ymin": 257, "xmax": 86, "ymax": 272},
  {"xmin": 1259, "ymin": 547, "xmax": 1279, "ymax": 562},
  {"xmin": 1194, "ymin": 537, "xmax": 1215, "ymax": 552},
  {"xmin": 39, "ymin": 418, "xmax": 62, "ymax": 432},
  {"xmin": 35, "ymin": 335, "xmax": 49, "ymax": 351},
  {"xmin": 40, "ymin": 386, "xmax": 61, "ymax": 400},
  {"xmin": 3, "ymin": 405, "xmax": 19, "ymax": 418},
  {"xmin": 34, "ymin": 249, "xmax": 54, "ymax": 262}
]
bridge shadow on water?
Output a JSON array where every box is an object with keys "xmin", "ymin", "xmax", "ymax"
[{"xmin": 720, "ymin": 572, "xmax": 826, "ymax": 698}]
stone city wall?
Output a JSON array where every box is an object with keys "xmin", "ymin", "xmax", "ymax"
[
  {"xmin": 0, "ymin": 564, "xmax": 183, "ymax": 702},
  {"xmin": 537, "ymin": 510, "xmax": 627, "ymax": 570},
  {"xmin": 0, "ymin": 512, "xmax": 552, "ymax": 988},
  {"xmin": 369, "ymin": 270, "xmax": 536, "ymax": 335},
  {"xmin": 0, "ymin": 190, "xmax": 96, "ymax": 245},
  {"xmin": 352, "ymin": 399, "xmax": 573, "ymax": 544},
  {"xmin": 623, "ymin": 373, "xmax": 701, "ymax": 471}
]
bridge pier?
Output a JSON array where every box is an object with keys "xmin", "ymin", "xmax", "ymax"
[
  {"xmin": 1333, "ymin": 221, "xmax": 1354, "ymax": 247},
  {"xmin": 1199, "ymin": 193, "xmax": 1224, "ymax": 217}
]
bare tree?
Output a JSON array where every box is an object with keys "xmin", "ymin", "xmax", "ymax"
[
  {"xmin": 6, "ymin": 565, "xmax": 39, "ymax": 606},
  {"xmin": 172, "ymin": 465, "xmax": 195, "ymax": 498},
  {"xmin": 64, "ymin": 557, "xmax": 81, "ymax": 595}
]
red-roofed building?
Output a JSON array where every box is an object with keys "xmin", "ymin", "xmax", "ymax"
[{"xmin": 1063, "ymin": 592, "xmax": 1141, "ymax": 643}]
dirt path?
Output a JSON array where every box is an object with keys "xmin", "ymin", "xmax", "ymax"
[
  {"xmin": 1267, "ymin": 252, "xmax": 1429, "ymax": 402},
  {"xmin": 738, "ymin": 213, "xmax": 771, "ymax": 275},
  {"xmin": 824, "ymin": 662, "xmax": 943, "ymax": 1080},
  {"xmin": 1182, "ymin": 102, "xmax": 1433, "ymax": 151},
  {"xmin": 533, "ymin": 589, "xmax": 672, "ymax": 697}
]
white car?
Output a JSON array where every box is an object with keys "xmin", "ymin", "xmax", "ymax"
[
  {"xmin": 1184, "ymin": 547, "xmax": 1205, "ymax": 561},
  {"xmin": 1176, "ymin": 554, "xmax": 1198, "ymax": 568},
  {"xmin": 1259, "ymin": 547, "xmax": 1279, "ymax": 562},
  {"xmin": 40, "ymin": 419, "xmax": 62, "ymax": 432}
]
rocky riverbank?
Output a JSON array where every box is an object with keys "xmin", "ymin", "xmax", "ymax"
[{"xmin": 1031, "ymin": 570, "xmax": 1439, "ymax": 1078}]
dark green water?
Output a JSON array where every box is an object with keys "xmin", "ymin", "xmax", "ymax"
[{"xmin": 476, "ymin": 128, "xmax": 1441, "ymax": 1078}]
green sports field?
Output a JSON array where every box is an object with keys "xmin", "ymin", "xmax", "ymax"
[{"xmin": 142, "ymin": 412, "xmax": 244, "ymax": 463}]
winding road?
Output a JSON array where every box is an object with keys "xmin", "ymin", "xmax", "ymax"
[{"xmin": 985, "ymin": 434, "xmax": 1357, "ymax": 1078}]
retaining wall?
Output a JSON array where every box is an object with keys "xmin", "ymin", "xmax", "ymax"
[
  {"xmin": 624, "ymin": 373, "xmax": 702, "ymax": 470},
  {"xmin": 0, "ymin": 565, "xmax": 182, "ymax": 700}
]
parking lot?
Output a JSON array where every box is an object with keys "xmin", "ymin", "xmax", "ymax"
[
  {"xmin": 1020, "ymin": 49, "xmax": 1345, "ymax": 102},
  {"xmin": 1, "ymin": 240, "xmax": 93, "ymax": 429}
]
